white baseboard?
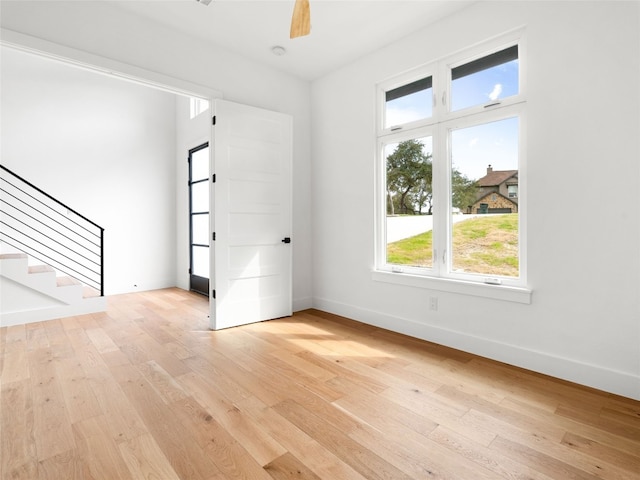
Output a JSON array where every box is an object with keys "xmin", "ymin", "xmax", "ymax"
[
  {"xmin": 0, "ymin": 296, "xmax": 107, "ymax": 327},
  {"xmin": 293, "ymin": 295, "xmax": 313, "ymax": 312},
  {"xmin": 312, "ymin": 296, "xmax": 640, "ymax": 401}
]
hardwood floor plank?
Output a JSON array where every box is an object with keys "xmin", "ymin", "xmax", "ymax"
[
  {"xmin": 273, "ymin": 398, "xmax": 415, "ymax": 480},
  {"xmin": 43, "ymin": 319, "xmax": 74, "ymax": 359},
  {"xmin": 1, "ymin": 346, "xmax": 28, "ymax": 384},
  {"xmin": 1, "ymin": 288, "xmax": 638, "ymax": 480},
  {"xmin": 428, "ymin": 425, "xmax": 557, "ymax": 480},
  {"xmin": 490, "ymin": 435, "xmax": 608, "ymax": 480},
  {"xmin": 178, "ymin": 371, "xmax": 288, "ymax": 466},
  {"xmin": 25, "ymin": 322, "xmax": 49, "ymax": 351},
  {"xmin": 263, "ymin": 452, "xmax": 324, "ymax": 480},
  {"xmin": 182, "ymin": 351, "xmax": 254, "ymax": 404},
  {"xmin": 330, "ymin": 375, "xmax": 439, "ymax": 438},
  {"xmin": 347, "ymin": 419, "xmax": 502, "ymax": 480},
  {"xmin": 435, "ymin": 384, "xmax": 567, "ymax": 443},
  {"xmin": 37, "ymin": 449, "xmax": 89, "ymax": 480},
  {"xmin": 1, "ymin": 379, "xmax": 38, "ymax": 480},
  {"xmin": 166, "ymin": 394, "xmax": 272, "ymax": 480},
  {"xmin": 72, "ymin": 416, "xmax": 132, "ymax": 480},
  {"xmin": 500, "ymin": 396, "xmax": 640, "ymax": 458},
  {"xmin": 556, "ymin": 404, "xmax": 640, "ymax": 442},
  {"xmin": 85, "ymin": 327, "xmax": 120, "ymax": 354},
  {"xmin": 28, "ymin": 347, "xmax": 76, "ymax": 461},
  {"xmin": 118, "ymin": 433, "xmax": 182, "ymax": 480},
  {"xmin": 236, "ymin": 395, "xmax": 370, "ymax": 480},
  {"xmin": 114, "ymin": 363, "xmax": 220, "ymax": 480},
  {"xmin": 561, "ymin": 432, "xmax": 640, "ymax": 477},
  {"xmin": 54, "ymin": 356, "xmax": 104, "ymax": 424},
  {"xmin": 136, "ymin": 359, "xmax": 189, "ymax": 404}
]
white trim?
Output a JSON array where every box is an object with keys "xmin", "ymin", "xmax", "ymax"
[
  {"xmin": 0, "ymin": 28, "xmax": 222, "ymax": 100},
  {"xmin": 0, "ymin": 297, "xmax": 107, "ymax": 327},
  {"xmin": 372, "ymin": 270, "xmax": 531, "ymax": 304},
  {"xmin": 312, "ymin": 296, "xmax": 640, "ymax": 401}
]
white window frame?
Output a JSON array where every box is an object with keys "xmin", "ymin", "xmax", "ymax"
[{"xmin": 374, "ymin": 30, "xmax": 531, "ymax": 304}]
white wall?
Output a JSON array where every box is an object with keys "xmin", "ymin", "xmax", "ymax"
[
  {"xmin": 0, "ymin": 1, "xmax": 313, "ymax": 309},
  {"xmin": 1, "ymin": 47, "xmax": 178, "ymax": 295},
  {"xmin": 311, "ymin": 1, "xmax": 640, "ymax": 399}
]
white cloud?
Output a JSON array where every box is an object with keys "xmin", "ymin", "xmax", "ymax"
[
  {"xmin": 488, "ymin": 83, "xmax": 503, "ymax": 101},
  {"xmin": 469, "ymin": 137, "xmax": 479, "ymax": 148}
]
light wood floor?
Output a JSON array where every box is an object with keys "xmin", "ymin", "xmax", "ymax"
[{"xmin": 1, "ymin": 288, "xmax": 639, "ymax": 480}]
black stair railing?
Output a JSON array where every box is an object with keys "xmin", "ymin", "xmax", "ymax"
[{"xmin": 0, "ymin": 164, "xmax": 104, "ymax": 296}]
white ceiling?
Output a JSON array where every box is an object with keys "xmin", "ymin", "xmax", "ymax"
[{"xmin": 112, "ymin": 0, "xmax": 474, "ymax": 81}]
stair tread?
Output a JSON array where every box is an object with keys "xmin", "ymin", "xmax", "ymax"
[
  {"xmin": 28, "ymin": 265, "xmax": 55, "ymax": 274},
  {"xmin": 56, "ymin": 276, "xmax": 82, "ymax": 287},
  {"xmin": 0, "ymin": 253, "xmax": 28, "ymax": 260}
]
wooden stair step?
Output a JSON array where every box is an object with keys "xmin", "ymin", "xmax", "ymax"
[
  {"xmin": 0, "ymin": 253, "xmax": 28, "ymax": 260},
  {"xmin": 28, "ymin": 265, "xmax": 55, "ymax": 274}
]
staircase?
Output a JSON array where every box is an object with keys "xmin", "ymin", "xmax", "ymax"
[
  {"xmin": 0, "ymin": 164, "xmax": 106, "ymax": 326},
  {"xmin": 1, "ymin": 252, "xmax": 106, "ymax": 326}
]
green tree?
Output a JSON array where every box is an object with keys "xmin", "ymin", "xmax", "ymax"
[
  {"xmin": 386, "ymin": 140, "xmax": 432, "ymax": 215},
  {"xmin": 451, "ymin": 169, "xmax": 478, "ymax": 212}
]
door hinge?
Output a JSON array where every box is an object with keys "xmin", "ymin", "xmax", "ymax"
[
  {"xmin": 212, "ymin": 116, "xmax": 216, "ymax": 125},
  {"xmin": 212, "ymin": 174, "xmax": 216, "ymax": 183},
  {"xmin": 212, "ymin": 289, "xmax": 216, "ymax": 299},
  {"xmin": 212, "ymin": 232, "xmax": 216, "ymax": 241},
  {"xmin": 188, "ymin": 268, "xmax": 191, "ymax": 274}
]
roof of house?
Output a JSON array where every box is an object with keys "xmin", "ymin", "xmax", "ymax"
[{"xmin": 477, "ymin": 170, "xmax": 518, "ymax": 187}]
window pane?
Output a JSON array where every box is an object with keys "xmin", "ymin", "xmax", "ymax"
[
  {"xmin": 384, "ymin": 136, "xmax": 433, "ymax": 268},
  {"xmin": 191, "ymin": 146, "xmax": 209, "ymax": 181},
  {"xmin": 450, "ymin": 117, "xmax": 519, "ymax": 277},
  {"xmin": 192, "ymin": 213, "xmax": 209, "ymax": 245},
  {"xmin": 451, "ymin": 46, "xmax": 518, "ymax": 111},
  {"xmin": 191, "ymin": 181, "xmax": 209, "ymax": 213},
  {"xmin": 385, "ymin": 77, "xmax": 432, "ymax": 128},
  {"xmin": 189, "ymin": 97, "xmax": 210, "ymax": 120},
  {"xmin": 192, "ymin": 245, "xmax": 209, "ymax": 278}
]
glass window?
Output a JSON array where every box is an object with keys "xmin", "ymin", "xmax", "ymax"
[
  {"xmin": 385, "ymin": 76, "xmax": 433, "ymax": 128},
  {"xmin": 192, "ymin": 213, "xmax": 209, "ymax": 245},
  {"xmin": 191, "ymin": 146, "xmax": 209, "ymax": 181},
  {"xmin": 384, "ymin": 135, "xmax": 434, "ymax": 269},
  {"xmin": 189, "ymin": 97, "xmax": 210, "ymax": 119},
  {"xmin": 376, "ymin": 34, "xmax": 525, "ymax": 289},
  {"xmin": 191, "ymin": 181, "xmax": 209, "ymax": 213},
  {"xmin": 450, "ymin": 117, "xmax": 519, "ymax": 278},
  {"xmin": 451, "ymin": 46, "xmax": 519, "ymax": 111}
]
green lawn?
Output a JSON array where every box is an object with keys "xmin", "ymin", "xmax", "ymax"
[{"xmin": 387, "ymin": 214, "xmax": 518, "ymax": 276}]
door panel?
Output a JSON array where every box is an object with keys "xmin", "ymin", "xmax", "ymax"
[{"xmin": 211, "ymin": 100, "xmax": 292, "ymax": 330}]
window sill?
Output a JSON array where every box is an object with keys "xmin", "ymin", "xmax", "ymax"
[{"xmin": 372, "ymin": 270, "xmax": 532, "ymax": 304}]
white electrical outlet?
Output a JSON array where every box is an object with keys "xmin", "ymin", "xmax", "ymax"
[{"xmin": 429, "ymin": 297, "xmax": 438, "ymax": 311}]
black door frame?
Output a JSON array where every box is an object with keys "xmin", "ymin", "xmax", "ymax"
[{"xmin": 188, "ymin": 142, "xmax": 210, "ymax": 296}]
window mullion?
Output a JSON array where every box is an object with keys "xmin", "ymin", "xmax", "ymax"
[{"xmin": 431, "ymin": 122, "xmax": 450, "ymax": 278}]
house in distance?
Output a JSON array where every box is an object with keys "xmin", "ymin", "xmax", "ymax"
[{"xmin": 470, "ymin": 164, "xmax": 519, "ymax": 214}]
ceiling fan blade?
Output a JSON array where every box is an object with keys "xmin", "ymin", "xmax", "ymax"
[{"xmin": 290, "ymin": 0, "xmax": 311, "ymax": 38}]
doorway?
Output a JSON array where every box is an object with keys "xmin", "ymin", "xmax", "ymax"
[{"xmin": 188, "ymin": 142, "xmax": 210, "ymax": 296}]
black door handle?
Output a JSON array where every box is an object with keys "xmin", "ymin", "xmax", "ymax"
[{"xmin": 281, "ymin": 237, "xmax": 291, "ymax": 244}]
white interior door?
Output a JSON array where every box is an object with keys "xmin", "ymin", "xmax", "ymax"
[{"xmin": 210, "ymin": 100, "xmax": 292, "ymax": 330}]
